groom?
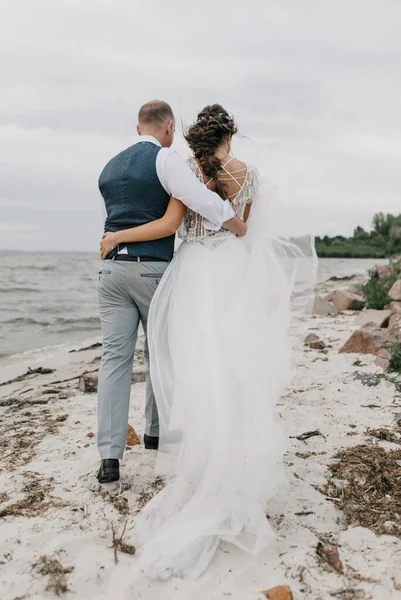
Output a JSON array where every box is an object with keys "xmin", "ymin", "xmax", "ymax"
[{"xmin": 96, "ymin": 99, "xmax": 246, "ymax": 483}]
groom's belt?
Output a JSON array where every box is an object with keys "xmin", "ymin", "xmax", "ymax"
[{"xmin": 109, "ymin": 255, "xmax": 169, "ymax": 263}]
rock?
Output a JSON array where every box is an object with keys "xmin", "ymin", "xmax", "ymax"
[
  {"xmin": 78, "ymin": 372, "xmax": 98, "ymax": 393},
  {"xmin": 305, "ymin": 333, "xmax": 319, "ymax": 345},
  {"xmin": 330, "ymin": 291, "xmax": 365, "ymax": 311},
  {"xmin": 78, "ymin": 368, "xmax": 146, "ymax": 392},
  {"xmin": 339, "ymin": 323, "xmax": 397, "ymax": 355},
  {"xmin": 310, "ymin": 339, "xmax": 326, "ymax": 350},
  {"xmin": 375, "ymin": 348, "xmax": 392, "ymax": 371},
  {"xmin": 389, "ymin": 312, "xmax": 401, "ymax": 334},
  {"xmin": 387, "ymin": 301, "xmax": 401, "ymax": 314},
  {"xmin": 312, "ymin": 296, "xmax": 338, "ymax": 316},
  {"xmin": 304, "ymin": 333, "xmax": 326, "ymax": 349},
  {"xmin": 389, "ymin": 280, "xmax": 401, "ymax": 301},
  {"xmin": 376, "ymin": 265, "xmax": 391, "ymax": 279},
  {"xmin": 316, "ymin": 542, "xmax": 344, "ymax": 574},
  {"xmin": 87, "ymin": 432, "xmax": 94, "ymax": 438},
  {"xmin": 261, "ymin": 585, "xmax": 293, "ymax": 600},
  {"xmin": 356, "ymin": 309, "xmax": 391, "ymax": 328},
  {"xmin": 348, "ymin": 288, "xmax": 363, "ymax": 296},
  {"xmin": 126, "ymin": 425, "xmax": 140, "ymax": 447}
]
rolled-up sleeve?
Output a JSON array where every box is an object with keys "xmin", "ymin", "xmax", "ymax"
[{"xmin": 157, "ymin": 149, "xmax": 235, "ymax": 230}]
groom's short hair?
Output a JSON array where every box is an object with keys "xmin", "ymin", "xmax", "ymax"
[{"xmin": 138, "ymin": 100, "xmax": 174, "ymax": 126}]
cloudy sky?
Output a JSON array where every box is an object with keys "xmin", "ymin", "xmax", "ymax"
[{"xmin": 1, "ymin": 0, "xmax": 400, "ymax": 251}]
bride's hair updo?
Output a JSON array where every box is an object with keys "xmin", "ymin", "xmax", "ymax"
[{"xmin": 185, "ymin": 104, "xmax": 238, "ymax": 199}]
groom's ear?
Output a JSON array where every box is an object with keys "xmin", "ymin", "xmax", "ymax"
[{"xmin": 136, "ymin": 124, "xmax": 141, "ymax": 135}]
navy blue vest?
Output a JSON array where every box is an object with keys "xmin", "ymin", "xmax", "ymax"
[{"xmin": 99, "ymin": 142, "xmax": 174, "ymax": 260}]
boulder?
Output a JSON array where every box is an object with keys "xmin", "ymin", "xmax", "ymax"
[
  {"xmin": 375, "ymin": 348, "xmax": 392, "ymax": 371},
  {"xmin": 126, "ymin": 425, "xmax": 140, "ymax": 447},
  {"xmin": 78, "ymin": 372, "xmax": 98, "ymax": 393},
  {"xmin": 376, "ymin": 265, "xmax": 391, "ymax": 280},
  {"xmin": 304, "ymin": 333, "xmax": 319, "ymax": 345},
  {"xmin": 339, "ymin": 323, "xmax": 395, "ymax": 355},
  {"xmin": 389, "ymin": 280, "xmax": 401, "ymax": 301},
  {"xmin": 261, "ymin": 586, "xmax": 293, "ymax": 600},
  {"xmin": 348, "ymin": 288, "xmax": 364, "ymax": 296},
  {"xmin": 312, "ymin": 296, "xmax": 338, "ymax": 316},
  {"xmin": 389, "ymin": 312, "xmax": 401, "ymax": 334},
  {"xmin": 330, "ymin": 291, "xmax": 365, "ymax": 311},
  {"xmin": 387, "ymin": 301, "xmax": 401, "ymax": 314},
  {"xmin": 356, "ymin": 309, "xmax": 391, "ymax": 328}
]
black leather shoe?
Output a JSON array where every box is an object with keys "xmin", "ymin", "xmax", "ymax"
[
  {"xmin": 97, "ymin": 459, "xmax": 120, "ymax": 483},
  {"xmin": 144, "ymin": 434, "xmax": 159, "ymax": 450}
]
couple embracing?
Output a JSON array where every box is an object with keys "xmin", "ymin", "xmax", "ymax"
[{"xmin": 96, "ymin": 99, "xmax": 313, "ymax": 580}]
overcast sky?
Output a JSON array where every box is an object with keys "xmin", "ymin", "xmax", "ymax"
[{"xmin": 1, "ymin": 0, "xmax": 400, "ymax": 251}]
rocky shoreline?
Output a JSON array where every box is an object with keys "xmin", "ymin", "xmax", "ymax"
[{"xmin": 1, "ymin": 265, "xmax": 401, "ymax": 600}]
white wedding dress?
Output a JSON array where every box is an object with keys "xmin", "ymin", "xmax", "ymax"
[{"xmin": 134, "ymin": 158, "xmax": 316, "ymax": 580}]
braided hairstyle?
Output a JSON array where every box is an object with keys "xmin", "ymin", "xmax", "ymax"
[{"xmin": 185, "ymin": 104, "xmax": 238, "ymax": 200}]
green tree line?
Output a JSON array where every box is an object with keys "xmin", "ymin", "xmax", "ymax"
[{"xmin": 315, "ymin": 212, "xmax": 401, "ymax": 258}]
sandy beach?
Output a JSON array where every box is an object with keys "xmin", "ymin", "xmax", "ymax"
[{"xmin": 1, "ymin": 274, "xmax": 401, "ymax": 600}]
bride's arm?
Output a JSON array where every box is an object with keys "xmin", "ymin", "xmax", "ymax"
[
  {"xmin": 243, "ymin": 205, "xmax": 252, "ymax": 222},
  {"xmin": 100, "ymin": 197, "xmax": 185, "ymax": 260}
]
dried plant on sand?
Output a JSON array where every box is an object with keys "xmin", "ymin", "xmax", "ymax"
[{"xmin": 320, "ymin": 444, "xmax": 401, "ymax": 537}]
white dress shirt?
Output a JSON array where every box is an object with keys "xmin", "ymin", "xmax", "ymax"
[
  {"xmin": 101, "ymin": 136, "xmax": 235, "ymax": 254},
  {"xmin": 146, "ymin": 136, "xmax": 235, "ymax": 229}
]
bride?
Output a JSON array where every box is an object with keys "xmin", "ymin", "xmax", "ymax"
[{"xmin": 101, "ymin": 104, "xmax": 316, "ymax": 579}]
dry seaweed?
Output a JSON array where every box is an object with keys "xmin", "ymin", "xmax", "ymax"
[
  {"xmin": 33, "ymin": 555, "xmax": 73, "ymax": 595},
  {"xmin": 320, "ymin": 444, "xmax": 401, "ymax": 537},
  {"xmin": 295, "ymin": 451, "xmax": 327, "ymax": 459},
  {"xmin": 0, "ymin": 408, "xmax": 69, "ymax": 470},
  {"xmin": 365, "ymin": 427, "xmax": 401, "ymax": 444},
  {"xmin": 329, "ymin": 590, "xmax": 368, "ymax": 599},
  {"xmin": 135, "ymin": 476, "xmax": 165, "ymax": 511},
  {"xmin": 69, "ymin": 342, "xmax": 102, "ymax": 353},
  {"xmin": 0, "ymin": 367, "xmax": 55, "ymax": 387},
  {"xmin": 291, "ymin": 429, "xmax": 325, "ymax": 442},
  {"xmin": 99, "ymin": 486, "xmax": 130, "ymax": 516},
  {"xmin": 0, "ymin": 473, "xmax": 68, "ymax": 518},
  {"xmin": 110, "ymin": 521, "xmax": 136, "ymax": 564},
  {"xmin": 0, "ymin": 492, "xmax": 9, "ymax": 503}
]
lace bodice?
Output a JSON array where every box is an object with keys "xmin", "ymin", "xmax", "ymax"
[{"xmin": 178, "ymin": 157, "xmax": 259, "ymax": 242}]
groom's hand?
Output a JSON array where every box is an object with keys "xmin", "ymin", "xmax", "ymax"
[
  {"xmin": 223, "ymin": 216, "xmax": 247, "ymax": 237},
  {"xmin": 100, "ymin": 232, "xmax": 119, "ymax": 260}
]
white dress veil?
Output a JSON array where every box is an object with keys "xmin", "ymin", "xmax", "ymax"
[{"xmin": 133, "ymin": 168, "xmax": 317, "ymax": 579}]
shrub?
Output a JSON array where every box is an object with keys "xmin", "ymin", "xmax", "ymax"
[
  {"xmin": 362, "ymin": 265, "xmax": 399, "ymax": 309},
  {"xmin": 388, "ymin": 342, "xmax": 401, "ymax": 373}
]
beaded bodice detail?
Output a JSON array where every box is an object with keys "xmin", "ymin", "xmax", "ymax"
[{"xmin": 178, "ymin": 157, "xmax": 259, "ymax": 242}]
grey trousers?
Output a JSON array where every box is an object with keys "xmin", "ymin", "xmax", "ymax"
[{"xmin": 96, "ymin": 259, "xmax": 169, "ymax": 460}]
